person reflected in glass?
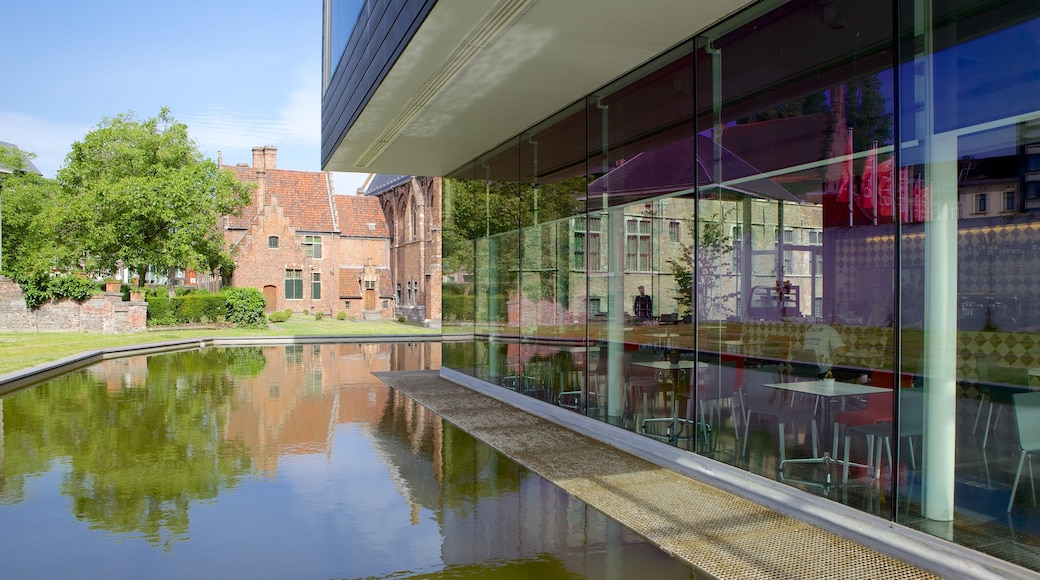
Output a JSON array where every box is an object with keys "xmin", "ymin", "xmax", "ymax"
[
  {"xmin": 633, "ymin": 285, "xmax": 653, "ymax": 322},
  {"xmin": 803, "ymin": 315, "xmax": 847, "ymax": 379}
]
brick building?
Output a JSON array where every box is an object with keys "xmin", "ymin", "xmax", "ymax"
[
  {"xmin": 222, "ymin": 146, "xmax": 393, "ymax": 318},
  {"xmin": 365, "ymin": 175, "xmax": 442, "ymax": 326}
]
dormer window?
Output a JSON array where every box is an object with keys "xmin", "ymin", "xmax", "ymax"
[{"xmin": 268, "ymin": 236, "xmax": 279, "ymax": 248}]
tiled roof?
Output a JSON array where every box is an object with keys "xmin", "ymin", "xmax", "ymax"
[
  {"xmin": 334, "ymin": 195, "xmax": 390, "ymax": 237},
  {"xmin": 365, "ymin": 174, "xmax": 410, "ymax": 196},
  {"xmin": 224, "ymin": 166, "xmax": 336, "ymax": 232},
  {"xmin": 0, "ymin": 140, "xmax": 42, "ymax": 175},
  {"xmin": 339, "ymin": 267, "xmax": 363, "ymax": 298}
]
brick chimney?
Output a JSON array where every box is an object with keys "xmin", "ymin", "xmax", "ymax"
[
  {"xmin": 252, "ymin": 146, "xmax": 266, "ymax": 174},
  {"xmin": 264, "ymin": 146, "xmax": 277, "ymax": 170}
]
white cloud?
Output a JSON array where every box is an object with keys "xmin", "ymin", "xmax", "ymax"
[
  {"xmin": 331, "ymin": 171, "xmax": 372, "ymax": 196},
  {"xmin": 186, "ymin": 66, "xmax": 321, "ymax": 169},
  {"xmin": 0, "ymin": 112, "xmax": 91, "ymax": 178}
]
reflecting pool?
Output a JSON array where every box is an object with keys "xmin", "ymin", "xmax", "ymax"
[{"xmin": 0, "ymin": 343, "xmax": 693, "ymax": 579}]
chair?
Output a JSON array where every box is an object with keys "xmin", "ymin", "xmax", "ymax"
[
  {"xmin": 975, "ymin": 357, "xmax": 1030, "ymax": 449},
  {"xmin": 624, "ymin": 354, "xmax": 659, "ymax": 429},
  {"xmin": 640, "ymin": 366, "xmax": 692, "ymax": 445},
  {"xmin": 741, "ymin": 367, "xmax": 820, "ymax": 465},
  {"xmin": 558, "ymin": 349, "xmax": 602, "ymax": 414},
  {"xmin": 842, "ymin": 389, "xmax": 924, "ymax": 483},
  {"xmin": 1007, "ymin": 391, "xmax": 1040, "ymax": 512},
  {"xmin": 691, "ymin": 360, "xmax": 744, "ymax": 449},
  {"xmin": 502, "ymin": 371, "xmax": 544, "ymax": 400},
  {"xmin": 832, "ymin": 370, "xmax": 912, "ymax": 466}
]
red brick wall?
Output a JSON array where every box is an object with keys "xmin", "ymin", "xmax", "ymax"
[
  {"xmin": 0, "ymin": 277, "xmax": 146, "ymax": 333},
  {"xmin": 228, "ymin": 199, "xmax": 393, "ymax": 317}
]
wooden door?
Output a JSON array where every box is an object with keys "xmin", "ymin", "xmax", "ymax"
[
  {"xmin": 365, "ymin": 288, "xmax": 376, "ymax": 310},
  {"xmin": 263, "ymin": 285, "xmax": 277, "ymax": 313}
]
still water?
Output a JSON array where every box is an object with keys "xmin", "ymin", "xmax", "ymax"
[{"xmin": 0, "ymin": 343, "xmax": 693, "ymax": 579}]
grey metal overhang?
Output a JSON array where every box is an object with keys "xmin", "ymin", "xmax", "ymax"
[{"xmin": 322, "ymin": 0, "xmax": 755, "ymax": 177}]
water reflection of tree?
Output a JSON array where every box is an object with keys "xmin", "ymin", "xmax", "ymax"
[{"xmin": 0, "ymin": 349, "xmax": 254, "ymax": 549}]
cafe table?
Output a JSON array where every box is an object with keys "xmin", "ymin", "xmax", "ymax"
[
  {"xmin": 763, "ymin": 378, "xmax": 890, "ymax": 483},
  {"xmin": 631, "ymin": 359, "xmax": 708, "ymax": 444}
]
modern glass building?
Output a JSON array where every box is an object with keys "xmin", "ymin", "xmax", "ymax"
[{"xmin": 323, "ymin": 0, "xmax": 1040, "ymax": 573}]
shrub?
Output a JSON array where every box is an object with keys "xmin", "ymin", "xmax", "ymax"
[
  {"xmin": 145, "ymin": 294, "xmax": 174, "ymax": 323},
  {"xmin": 336, "ymin": 311, "xmax": 347, "ymax": 320},
  {"xmin": 268, "ymin": 310, "xmax": 289, "ymax": 323},
  {"xmin": 442, "ymin": 294, "xmax": 474, "ymax": 322},
  {"xmin": 48, "ymin": 275, "xmax": 100, "ymax": 303},
  {"xmin": 16, "ymin": 273, "xmax": 101, "ymax": 310},
  {"xmin": 223, "ymin": 287, "xmax": 267, "ymax": 328},
  {"xmin": 398, "ymin": 316, "xmax": 406, "ymax": 323},
  {"xmin": 284, "ymin": 308, "xmax": 293, "ymax": 318},
  {"xmin": 314, "ymin": 312, "xmax": 324, "ymax": 320},
  {"xmin": 178, "ymin": 293, "xmax": 226, "ymax": 323}
]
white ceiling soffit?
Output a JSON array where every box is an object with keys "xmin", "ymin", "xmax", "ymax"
[{"xmin": 327, "ymin": 0, "xmax": 754, "ymax": 176}]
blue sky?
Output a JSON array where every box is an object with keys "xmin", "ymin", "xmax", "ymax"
[{"xmin": 1, "ymin": 0, "xmax": 369, "ymax": 193}]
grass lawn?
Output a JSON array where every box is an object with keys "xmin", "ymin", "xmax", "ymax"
[{"xmin": 0, "ymin": 317, "xmax": 439, "ymax": 376}]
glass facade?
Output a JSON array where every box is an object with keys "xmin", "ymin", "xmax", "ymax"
[{"xmin": 442, "ymin": 0, "xmax": 1040, "ymax": 568}]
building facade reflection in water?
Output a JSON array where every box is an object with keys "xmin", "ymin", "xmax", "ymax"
[{"xmin": 0, "ymin": 343, "xmax": 691, "ymax": 579}]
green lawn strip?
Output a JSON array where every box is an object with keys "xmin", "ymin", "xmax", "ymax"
[{"xmin": 0, "ymin": 318, "xmax": 438, "ymax": 376}]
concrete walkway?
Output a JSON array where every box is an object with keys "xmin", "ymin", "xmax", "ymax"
[{"xmin": 374, "ymin": 370, "xmax": 1013, "ymax": 580}]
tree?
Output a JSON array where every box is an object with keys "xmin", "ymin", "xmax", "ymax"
[
  {"xmin": 0, "ymin": 148, "xmax": 68, "ymax": 278},
  {"xmin": 666, "ymin": 206, "xmax": 736, "ymax": 321},
  {"xmin": 845, "ymin": 75, "xmax": 892, "ymax": 149},
  {"xmin": 56, "ymin": 108, "xmax": 253, "ymax": 290}
]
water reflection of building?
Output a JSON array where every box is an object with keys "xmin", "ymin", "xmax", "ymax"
[{"xmin": 225, "ymin": 342, "xmax": 440, "ymax": 475}]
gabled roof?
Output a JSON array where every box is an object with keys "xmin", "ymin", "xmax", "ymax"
[
  {"xmin": 0, "ymin": 141, "xmax": 42, "ymax": 175},
  {"xmin": 364, "ymin": 174, "xmax": 411, "ymax": 196},
  {"xmin": 225, "ymin": 166, "xmax": 336, "ymax": 232},
  {"xmin": 334, "ymin": 195, "xmax": 390, "ymax": 238}
]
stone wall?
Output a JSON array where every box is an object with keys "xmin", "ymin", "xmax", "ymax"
[{"xmin": 0, "ymin": 277, "xmax": 147, "ymax": 333}]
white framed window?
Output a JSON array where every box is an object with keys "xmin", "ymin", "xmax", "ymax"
[
  {"xmin": 668, "ymin": 220, "xmax": 681, "ymax": 242},
  {"xmin": 285, "ymin": 269, "xmax": 303, "ymax": 299},
  {"xmin": 625, "ymin": 218, "xmax": 652, "ymax": 272},
  {"xmin": 974, "ymin": 193, "xmax": 988, "ymax": 214},
  {"xmin": 304, "ymin": 235, "xmax": 322, "ymax": 258}
]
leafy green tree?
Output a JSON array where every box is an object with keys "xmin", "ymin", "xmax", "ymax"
[
  {"xmin": 56, "ymin": 108, "xmax": 253, "ymax": 290},
  {"xmin": 0, "ymin": 146, "xmax": 68, "ymax": 278},
  {"xmin": 0, "ymin": 349, "xmax": 253, "ymax": 548},
  {"xmin": 845, "ymin": 75, "xmax": 893, "ymax": 149},
  {"xmin": 666, "ymin": 207, "xmax": 735, "ymax": 320}
]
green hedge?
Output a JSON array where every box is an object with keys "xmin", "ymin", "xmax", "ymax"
[
  {"xmin": 179, "ymin": 293, "xmax": 226, "ymax": 323},
  {"xmin": 442, "ymin": 293, "xmax": 475, "ymax": 322},
  {"xmin": 146, "ymin": 287, "xmax": 266, "ymax": 328}
]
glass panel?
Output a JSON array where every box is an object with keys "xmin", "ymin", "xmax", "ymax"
[
  {"xmin": 895, "ymin": 0, "xmax": 1040, "ymax": 563},
  {"xmin": 518, "ymin": 102, "xmax": 588, "ymax": 409},
  {"xmin": 696, "ymin": 0, "xmax": 896, "ymax": 505},
  {"xmin": 587, "ymin": 42, "xmax": 696, "ymax": 430}
]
